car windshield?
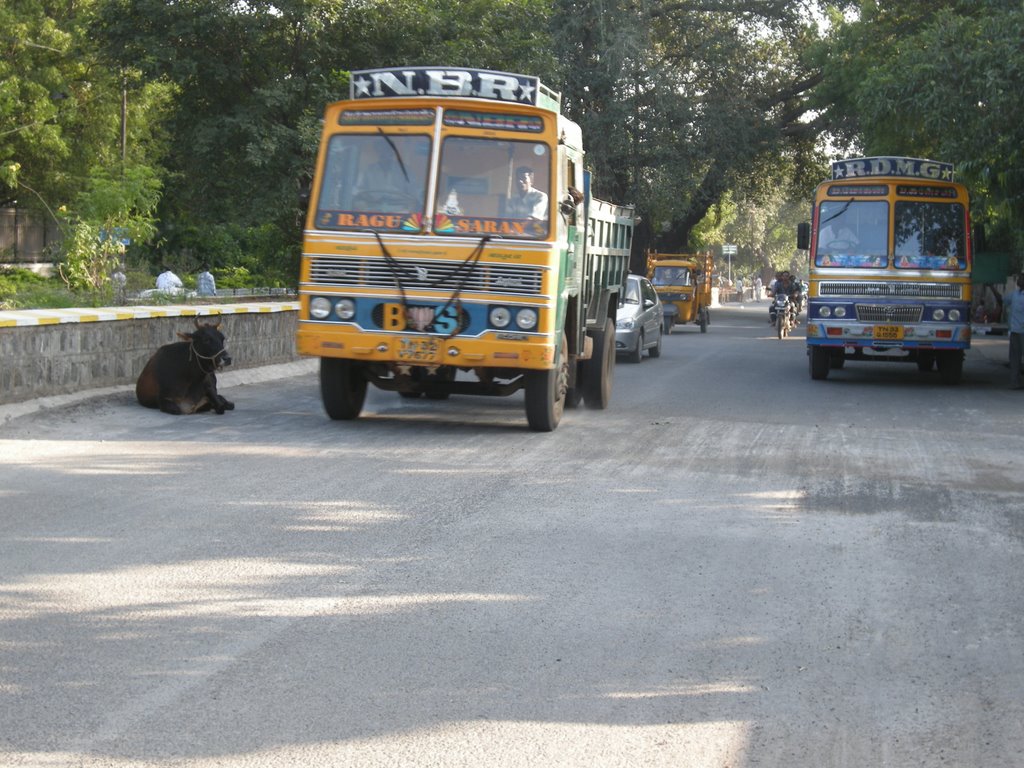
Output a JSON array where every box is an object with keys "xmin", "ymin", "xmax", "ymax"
[
  {"xmin": 315, "ymin": 133, "xmax": 431, "ymax": 231},
  {"xmin": 621, "ymin": 279, "xmax": 641, "ymax": 305},
  {"xmin": 434, "ymin": 136, "xmax": 551, "ymax": 240}
]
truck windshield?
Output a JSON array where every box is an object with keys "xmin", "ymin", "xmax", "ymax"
[
  {"xmin": 894, "ymin": 201, "xmax": 967, "ymax": 270},
  {"xmin": 816, "ymin": 200, "xmax": 889, "ymax": 268},
  {"xmin": 315, "ymin": 133, "xmax": 431, "ymax": 231},
  {"xmin": 434, "ymin": 136, "xmax": 551, "ymax": 239},
  {"xmin": 651, "ymin": 266, "xmax": 690, "ymax": 286}
]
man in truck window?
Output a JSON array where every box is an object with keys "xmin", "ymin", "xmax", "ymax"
[{"xmin": 506, "ymin": 166, "xmax": 548, "ymax": 220}]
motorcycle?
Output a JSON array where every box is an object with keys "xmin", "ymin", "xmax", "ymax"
[{"xmin": 772, "ymin": 293, "xmax": 796, "ymax": 338}]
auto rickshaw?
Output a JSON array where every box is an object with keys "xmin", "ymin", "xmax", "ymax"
[{"xmin": 646, "ymin": 250, "xmax": 714, "ymax": 333}]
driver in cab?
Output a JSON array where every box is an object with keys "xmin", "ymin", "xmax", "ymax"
[{"xmin": 354, "ymin": 151, "xmax": 423, "ymax": 212}]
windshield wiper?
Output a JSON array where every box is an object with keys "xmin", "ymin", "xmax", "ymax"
[
  {"xmin": 377, "ymin": 127, "xmax": 410, "ymax": 182},
  {"xmin": 821, "ymin": 198, "xmax": 854, "ymax": 226}
]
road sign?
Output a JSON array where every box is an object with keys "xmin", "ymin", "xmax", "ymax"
[{"xmin": 722, "ymin": 244, "xmax": 737, "ymax": 255}]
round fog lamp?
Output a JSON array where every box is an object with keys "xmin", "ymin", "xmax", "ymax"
[
  {"xmin": 336, "ymin": 299, "xmax": 356, "ymax": 320},
  {"xmin": 489, "ymin": 307, "xmax": 511, "ymax": 328},
  {"xmin": 948, "ymin": 309, "xmax": 960, "ymax": 322},
  {"xmin": 515, "ymin": 308, "xmax": 538, "ymax": 330},
  {"xmin": 819, "ymin": 306, "xmax": 832, "ymax": 318},
  {"xmin": 932, "ymin": 308, "xmax": 946, "ymax": 321},
  {"xmin": 310, "ymin": 297, "xmax": 331, "ymax": 319},
  {"xmin": 834, "ymin": 306, "xmax": 847, "ymax": 318}
]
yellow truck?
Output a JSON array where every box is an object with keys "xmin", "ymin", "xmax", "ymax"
[{"xmin": 646, "ymin": 250, "xmax": 714, "ymax": 333}]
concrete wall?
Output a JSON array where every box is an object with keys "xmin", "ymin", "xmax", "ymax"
[{"xmin": 0, "ymin": 302, "xmax": 300, "ymax": 405}]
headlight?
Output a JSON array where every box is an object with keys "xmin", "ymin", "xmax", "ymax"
[
  {"xmin": 948, "ymin": 309, "xmax": 960, "ymax": 322},
  {"xmin": 515, "ymin": 308, "xmax": 538, "ymax": 330},
  {"xmin": 819, "ymin": 306, "xmax": 832, "ymax": 318},
  {"xmin": 932, "ymin": 308, "xmax": 946, "ymax": 321},
  {"xmin": 834, "ymin": 306, "xmax": 847, "ymax": 318},
  {"xmin": 310, "ymin": 297, "xmax": 331, "ymax": 319},
  {"xmin": 489, "ymin": 306, "xmax": 511, "ymax": 328},
  {"xmin": 617, "ymin": 318, "xmax": 635, "ymax": 330},
  {"xmin": 336, "ymin": 299, "xmax": 356, "ymax": 320}
]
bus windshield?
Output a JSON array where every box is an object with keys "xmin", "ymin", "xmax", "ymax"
[
  {"xmin": 816, "ymin": 200, "xmax": 888, "ymax": 268},
  {"xmin": 894, "ymin": 201, "xmax": 967, "ymax": 270},
  {"xmin": 434, "ymin": 136, "xmax": 551, "ymax": 239},
  {"xmin": 315, "ymin": 133, "xmax": 431, "ymax": 231}
]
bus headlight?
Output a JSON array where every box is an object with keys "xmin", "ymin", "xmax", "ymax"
[
  {"xmin": 948, "ymin": 309, "xmax": 960, "ymax": 321},
  {"xmin": 489, "ymin": 306, "xmax": 511, "ymax": 328},
  {"xmin": 515, "ymin": 308, "xmax": 538, "ymax": 330},
  {"xmin": 834, "ymin": 306, "xmax": 847, "ymax": 318},
  {"xmin": 819, "ymin": 306, "xmax": 832, "ymax": 318},
  {"xmin": 310, "ymin": 297, "xmax": 331, "ymax": 319},
  {"xmin": 932, "ymin": 308, "xmax": 946, "ymax": 321},
  {"xmin": 336, "ymin": 299, "xmax": 356, "ymax": 320}
]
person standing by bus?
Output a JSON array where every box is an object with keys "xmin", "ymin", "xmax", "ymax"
[{"xmin": 1006, "ymin": 274, "xmax": 1024, "ymax": 389}]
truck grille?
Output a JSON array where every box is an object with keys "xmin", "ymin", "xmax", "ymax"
[
  {"xmin": 855, "ymin": 304, "xmax": 923, "ymax": 323},
  {"xmin": 818, "ymin": 281, "xmax": 962, "ymax": 300},
  {"xmin": 307, "ymin": 255, "xmax": 544, "ymax": 296}
]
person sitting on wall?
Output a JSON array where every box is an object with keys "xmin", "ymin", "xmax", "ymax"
[
  {"xmin": 196, "ymin": 264, "xmax": 217, "ymax": 297},
  {"xmin": 156, "ymin": 266, "xmax": 183, "ymax": 292}
]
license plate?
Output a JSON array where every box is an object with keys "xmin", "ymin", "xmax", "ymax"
[
  {"xmin": 873, "ymin": 325, "xmax": 904, "ymax": 340},
  {"xmin": 397, "ymin": 337, "xmax": 440, "ymax": 362}
]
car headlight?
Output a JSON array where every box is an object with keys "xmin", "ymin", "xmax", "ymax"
[
  {"xmin": 489, "ymin": 306, "xmax": 511, "ymax": 328},
  {"xmin": 515, "ymin": 308, "xmax": 538, "ymax": 330},
  {"xmin": 819, "ymin": 306, "xmax": 832, "ymax": 318},
  {"xmin": 310, "ymin": 297, "xmax": 331, "ymax": 319},
  {"xmin": 616, "ymin": 318, "xmax": 635, "ymax": 330},
  {"xmin": 336, "ymin": 299, "xmax": 356, "ymax": 320}
]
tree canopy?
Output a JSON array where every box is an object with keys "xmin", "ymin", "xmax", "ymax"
[{"xmin": 3, "ymin": 0, "xmax": 1022, "ymax": 290}]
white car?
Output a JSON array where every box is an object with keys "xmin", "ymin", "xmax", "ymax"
[{"xmin": 615, "ymin": 274, "xmax": 663, "ymax": 362}]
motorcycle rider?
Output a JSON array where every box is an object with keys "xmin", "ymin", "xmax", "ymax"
[{"xmin": 768, "ymin": 271, "xmax": 797, "ymax": 325}]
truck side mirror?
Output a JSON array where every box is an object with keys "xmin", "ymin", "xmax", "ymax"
[{"xmin": 796, "ymin": 222, "xmax": 810, "ymax": 250}]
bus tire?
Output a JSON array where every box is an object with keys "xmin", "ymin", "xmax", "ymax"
[
  {"xmin": 809, "ymin": 347, "xmax": 830, "ymax": 380},
  {"xmin": 937, "ymin": 350, "xmax": 964, "ymax": 385},
  {"xmin": 583, "ymin": 318, "xmax": 615, "ymax": 410},
  {"xmin": 525, "ymin": 333, "xmax": 568, "ymax": 432},
  {"xmin": 320, "ymin": 358, "xmax": 367, "ymax": 420}
]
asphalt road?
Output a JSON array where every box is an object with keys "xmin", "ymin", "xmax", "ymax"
[{"xmin": 2, "ymin": 301, "xmax": 1023, "ymax": 767}]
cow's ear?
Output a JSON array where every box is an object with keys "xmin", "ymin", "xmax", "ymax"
[{"xmin": 177, "ymin": 332, "xmax": 193, "ymax": 341}]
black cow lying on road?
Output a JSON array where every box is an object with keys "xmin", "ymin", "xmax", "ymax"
[{"xmin": 135, "ymin": 319, "xmax": 235, "ymax": 414}]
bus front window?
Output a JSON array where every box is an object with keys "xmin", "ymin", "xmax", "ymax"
[
  {"xmin": 315, "ymin": 133, "xmax": 430, "ymax": 231},
  {"xmin": 816, "ymin": 200, "xmax": 889, "ymax": 268},
  {"xmin": 894, "ymin": 201, "xmax": 966, "ymax": 269},
  {"xmin": 435, "ymin": 136, "xmax": 551, "ymax": 239}
]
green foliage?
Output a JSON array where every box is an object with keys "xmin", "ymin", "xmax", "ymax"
[
  {"xmin": 818, "ymin": 1, "xmax": 1024, "ymax": 253},
  {"xmin": 0, "ymin": 267, "xmax": 80, "ymax": 309},
  {"xmin": 58, "ymin": 164, "xmax": 161, "ymax": 291}
]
